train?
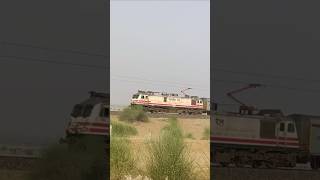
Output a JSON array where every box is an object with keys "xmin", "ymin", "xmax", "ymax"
[
  {"xmin": 211, "ymin": 84, "xmax": 320, "ymax": 169},
  {"xmin": 65, "ymin": 91, "xmax": 109, "ymax": 138},
  {"xmin": 130, "ymin": 90, "xmax": 210, "ymax": 115},
  {"xmin": 211, "ymin": 105, "xmax": 320, "ymax": 169}
]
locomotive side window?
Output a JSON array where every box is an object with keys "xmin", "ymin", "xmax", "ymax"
[
  {"xmin": 280, "ymin": 123, "xmax": 285, "ymax": 132},
  {"xmin": 287, "ymin": 123, "xmax": 295, "ymax": 133}
]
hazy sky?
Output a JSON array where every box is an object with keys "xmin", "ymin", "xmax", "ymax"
[{"xmin": 111, "ymin": 0, "xmax": 210, "ymax": 106}]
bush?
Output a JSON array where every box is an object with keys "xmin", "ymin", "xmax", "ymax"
[
  {"xmin": 202, "ymin": 127, "xmax": 210, "ymax": 140},
  {"xmin": 145, "ymin": 117, "xmax": 196, "ymax": 180},
  {"xmin": 119, "ymin": 105, "xmax": 148, "ymax": 123},
  {"xmin": 110, "ymin": 137, "xmax": 136, "ymax": 180},
  {"xmin": 184, "ymin": 132, "xmax": 194, "ymax": 139},
  {"xmin": 111, "ymin": 121, "xmax": 138, "ymax": 137},
  {"xmin": 28, "ymin": 136, "xmax": 106, "ymax": 180}
]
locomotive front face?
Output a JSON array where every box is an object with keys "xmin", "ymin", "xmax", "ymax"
[
  {"xmin": 131, "ymin": 93, "xmax": 149, "ymax": 105},
  {"xmin": 67, "ymin": 102, "xmax": 109, "ymax": 136}
]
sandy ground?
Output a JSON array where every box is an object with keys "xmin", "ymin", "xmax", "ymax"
[{"xmin": 111, "ymin": 115, "xmax": 210, "ymax": 178}]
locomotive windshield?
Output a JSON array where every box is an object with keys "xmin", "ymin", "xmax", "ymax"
[
  {"xmin": 71, "ymin": 104, "xmax": 93, "ymax": 118},
  {"xmin": 132, "ymin": 94, "xmax": 139, "ymax": 99},
  {"xmin": 71, "ymin": 104, "xmax": 83, "ymax": 117}
]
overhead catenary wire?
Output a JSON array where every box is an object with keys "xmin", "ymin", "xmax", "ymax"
[
  {"xmin": 1, "ymin": 41, "xmax": 108, "ymax": 58},
  {"xmin": 214, "ymin": 79, "xmax": 320, "ymax": 94},
  {"xmin": 0, "ymin": 55, "xmax": 109, "ymax": 70},
  {"xmin": 112, "ymin": 74, "xmax": 208, "ymax": 89},
  {"xmin": 214, "ymin": 67, "xmax": 320, "ymax": 84},
  {"xmin": 111, "ymin": 77, "xmax": 209, "ymax": 92}
]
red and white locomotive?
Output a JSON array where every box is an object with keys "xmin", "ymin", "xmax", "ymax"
[
  {"xmin": 131, "ymin": 90, "xmax": 210, "ymax": 115},
  {"xmin": 211, "ymin": 84, "xmax": 320, "ymax": 169},
  {"xmin": 65, "ymin": 91, "xmax": 109, "ymax": 137}
]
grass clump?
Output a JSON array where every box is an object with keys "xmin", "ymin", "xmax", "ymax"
[
  {"xmin": 119, "ymin": 105, "xmax": 148, "ymax": 123},
  {"xmin": 202, "ymin": 127, "xmax": 210, "ymax": 140},
  {"xmin": 28, "ymin": 136, "xmax": 106, "ymax": 180},
  {"xmin": 111, "ymin": 121, "xmax": 138, "ymax": 137},
  {"xmin": 145, "ymin": 117, "xmax": 196, "ymax": 180},
  {"xmin": 110, "ymin": 136, "xmax": 136, "ymax": 180},
  {"xmin": 184, "ymin": 132, "xmax": 195, "ymax": 139}
]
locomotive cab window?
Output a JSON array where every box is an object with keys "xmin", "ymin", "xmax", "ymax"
[
  {"xmin": 287, "ymin": 123, "xmax": 295, "ymax": 133},
  {"xmin": 100, "ymin": 106, "xmax": 109, "ymax": 118},
  {"xmin": 132, "ymin": 94, "xmax": 139, "ymax": 99},
  {"xmin": 83, "ymin": 105, "xmax": 93, "ymax": 117},
  {"xmin": 280, "ymin": 123, "xmax": 285, "ymax": 132}
]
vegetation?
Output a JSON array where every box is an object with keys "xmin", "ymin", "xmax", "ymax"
[
  {"xmin": 202, "ymin": 127, "xmax": 210, "ymax": 140},
  {"xmin": 145, "ymin": 117, "xmax": 196, "ymax": 180},
  {"xmin": 110, "ymin": 136, "xmax": 136, "ymax": 180},
  {"xmin": 184, "ymin": 132, "xmax": 195, "ymax": 139},
  {"xmin": 28, "ymin": 136, "xmax": 106, "ymax": 180},
  {"xmin": 119, "ymin": 105, "xmax": 148, "ymax": 123},
  {"xmin": 0, "ymin": 170, "xmax": 28, "ymax": 180},
  {"xmin": 111, "ymin": 121, "xmax": 138, "ymax": 137}
]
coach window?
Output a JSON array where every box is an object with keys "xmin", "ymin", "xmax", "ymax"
[
  {"xmin": 287, "ymin": 123, "xmax": 295, "ymax": 133},
  {"xmin": 280, "ymin": 122, "xmax": 285, "ymax": 132},
  {"xmin": 164, "ymin": 97, "xmax": 167, "ymax": 102},
  {"xmin": 141, "ymin": 95, "xmax": 144, "ymax": 99}
]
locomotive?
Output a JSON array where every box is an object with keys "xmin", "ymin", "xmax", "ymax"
[
  {"xmin": 65, "ymin": 91, "xmax": 109, "ymax": 138},
  {"xmin": 211, "ymin": 84, "xmax": 320, "ymax": 169},
  {"xmin": 130, "ymin": 89, "xmax": 210, "ymax": 115}
]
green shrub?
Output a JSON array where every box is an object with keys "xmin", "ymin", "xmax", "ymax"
[
  {"xmin": 111, "ymin": 121, "xmax": 138, "ymax": 137},
  {"xmin": 110, "ymin": 137, "xmax": 136, "ymax": 180},
  {"xmin": 145, "ymin": 117, "xmax": 196, "ymax": 180},
  {"xmin": 184, "ymin": 132, "xmax": 194, "ymax": 139},
  {"xmin": 28, "ymin": 136, "xmax": 106, "ymax": 180},
  {"xmin": 119, "ymin": 105, "xmax": 148, "ymax": 123},
  {"xmin": 202, "ymin": 127, "xmax": 210, "ymax": 140}
]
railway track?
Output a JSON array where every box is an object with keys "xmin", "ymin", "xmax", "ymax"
[
  {"xmin": 110, "ymin": 111, "xmax": 210, "ymax": 119},
  {"xmin": 0, "ymin": 155, "xmax": 39, "ymax": 170},
  {"xmin": 211, "ymin": 164, "xmax": 320, "ymax": 180}
]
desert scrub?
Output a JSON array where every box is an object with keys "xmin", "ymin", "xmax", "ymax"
[
  {"xmin": 111, "ymin": 121, "xmax": 138, "ymax": 137},
  {"xmin": 111, "ymin": 136, "xmax": 136, "ymax": 180},
  {"xmin": 145, "ymin": 117, "xmax": 196, "ymax": 180},
  {"xmin": 119, "ymin": 105, "xmax": 148, "ymax": 123},
  {"xmin": 202, "ymin": 127, "xmax": 210, "ymax": 140}
]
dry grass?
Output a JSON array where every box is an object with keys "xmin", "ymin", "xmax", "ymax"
[{"xmin": 111, "ymin": 115, "xmax": 210, "ymax": 179}]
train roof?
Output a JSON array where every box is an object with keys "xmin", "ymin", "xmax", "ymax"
[
  {"xmin": 288, "ymin": 114, "xmax": 320, "ymax": 120},
  {"xmin": 78, "ymin": 91, "xmax": 109, "ymax": 106},
  {"xmin": 135, "ymin": 90, "xmax": 208, "ymax": 99}
]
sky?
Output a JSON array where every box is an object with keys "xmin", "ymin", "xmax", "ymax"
[{"xmin": 110, "ymin": 0, "xmax": 210, "ymax": 106}]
